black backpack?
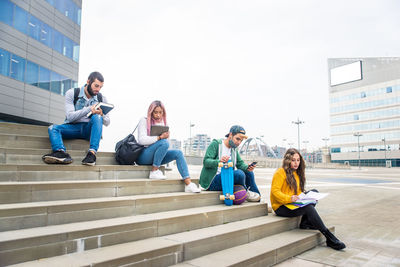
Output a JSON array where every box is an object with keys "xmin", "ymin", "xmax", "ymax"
[
  {"xmin": 115, "ymin": 124, "xmax": 145, "ymax": 165},
  {"xmin": 73, "ymin": 87, "xmax": 103, "ymax": 105}
]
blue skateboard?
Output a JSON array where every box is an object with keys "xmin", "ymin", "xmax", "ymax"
[{"xmin": 219, "ymin": 161, "xmax": 235, "ymax": 206}]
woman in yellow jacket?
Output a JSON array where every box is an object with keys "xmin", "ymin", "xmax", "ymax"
[{"xmin": 270, "ymin": 148, "xmax": 345, "ymax": 250}]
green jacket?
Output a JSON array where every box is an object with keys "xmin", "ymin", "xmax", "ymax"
[{"xmin": 199, "ymin": 139, "xmax": 249, "ymax": 189}]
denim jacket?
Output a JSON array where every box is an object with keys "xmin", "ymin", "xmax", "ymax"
[{"xmin": 64, "ymin": 86, "xmax": 110, "ymax": 126}]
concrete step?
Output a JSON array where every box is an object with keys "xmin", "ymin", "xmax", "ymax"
[
  {"xmin": 4, "ymin": 215, "xmax": 297, "ymax": 267},
  {"xmin": 0, "ymin": 133, "xmax": 88, "ymax": 150},
  {"xmin": 0, "ymin": 164, "xmax": 165, "ymax": 181},
  {"xmin": 0, "ymin": 178, "xmax": 199, "ymax": 204},
  {"xmin": 174, "ymin": 228, "xmax": 330, "ymax": 267},
  {"xmin": 0, "ymin": 191, "xmax": 220, "ymax": 231},
  {"xmin": 0, "ymin": 122, "xmax": 48, "ymax": 136},
  {"xmin": 0, "ymin": 147, "xmax": 118, "ymax": 165}
]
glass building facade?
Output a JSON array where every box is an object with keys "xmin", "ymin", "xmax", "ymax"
[
  {"xmin": 328, "ymin": 58, "xmax": 400, "ymax": 167},
  {"xmin": 0, "ymin": 0, "xmax": 81, "ymax": 125}
]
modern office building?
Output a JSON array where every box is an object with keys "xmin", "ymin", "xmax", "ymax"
[
  {"xmin": 184, "ymin": 134, "xmax": 211, "ymax": 155},
  {"xmin": 169, "ymin": 139, "xmax": 182, "ymax": 150},
  {"xmin": 0, "ymin": 0, "xmax": 81, "ymax": 125},
  {"xmin": 328, "ymin": 58, "xmax": 400, "ymax": 167}
]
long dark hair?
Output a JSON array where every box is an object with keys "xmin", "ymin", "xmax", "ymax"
[{"xmin": 282, "ymin": 148, "xmax": 306, "ymax": 193}]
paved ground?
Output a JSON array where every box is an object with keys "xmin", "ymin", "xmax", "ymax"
[{"xmin": 169, "ymin": 165, "xmax": 400, "ymax": 266}]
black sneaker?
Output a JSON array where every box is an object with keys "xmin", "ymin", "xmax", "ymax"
[
  {"xmin": 82, "ymin": 152, "xmax": 96, "ymax": 166},
  {"xmin": 42, "ymin": 150, "xmax": 73, "ymax": 164}
]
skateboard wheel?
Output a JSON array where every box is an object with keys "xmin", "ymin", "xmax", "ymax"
[
  {"xmin": 229, "ymin": 195, "xmax": 235, "ymax": 200},
  {"xmin": 228, "ymin": 162, "xmax": 233, "ymax": 167},
  {"xmin": 218, "ymin": 162, "xmax": 223, "ymax": 167},
  {"xmin": 219, "ymin": 195, "xmax": 225, "ymax": 201}
]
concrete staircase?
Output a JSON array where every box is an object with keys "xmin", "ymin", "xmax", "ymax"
[{"xmin": 0, "ymin": 122, "xmax": 327, "ymax": 266}]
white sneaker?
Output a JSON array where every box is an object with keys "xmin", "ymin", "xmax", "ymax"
[
  {"xmin": 185, "ymin": 182, "xmax": 201, "ymax": 193},
  {"xmin": 149, "ymin": 170, "xmax": 166, "ymax": 180},
  {"xmin": 246, "ymin": 190, "xmax": 261, "ymax": 202}
]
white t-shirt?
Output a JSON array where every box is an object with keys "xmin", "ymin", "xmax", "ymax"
[{"xmin": 216, "ymin": 141, "xmax": 232, "ymax": 175}]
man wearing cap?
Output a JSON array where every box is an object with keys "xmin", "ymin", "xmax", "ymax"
[{"xmin": 199, "ymin": 125, "xmax": 261, "ymax": 201}]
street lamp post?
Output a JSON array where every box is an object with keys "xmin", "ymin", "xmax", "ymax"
[
  {"xmin": 282, "ymin": 138, "xmax": 287, "ymax": 148},
  {"xmin": 382, "ymin": 138, "xmax": 387, "ymax": 167},
  {"xmin": 353, "ymin": 132, "xmax": 363, "ymax": 169},
  {"xmin": 189, "ymin": 122, "xmax": 195, "ymax": 155},
  {"xmin": 292, "ymin": 118, "xmax": 304, "ymax": 151}
]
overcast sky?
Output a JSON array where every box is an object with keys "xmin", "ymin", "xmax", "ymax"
[{"xmin": 78, "ymin": 0, "xmax": 400, "ymax": 152}]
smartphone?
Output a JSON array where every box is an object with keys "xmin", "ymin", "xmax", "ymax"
[{"xmin": 250, "ymin": 161, "xmax": 257, "ymax": 166}]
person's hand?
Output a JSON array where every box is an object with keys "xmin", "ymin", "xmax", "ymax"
[
  {"xmin": 159, "ymin": 131, "xmax": 170, "ymax": 140},
  {"xmin": 247, "ymin": 164, "xmax": 255, "ymax": 171},
  {"xmin": 221, "ymin": 155, "xmax": 230, "ymax": 163},
  {"xmin": 90, "ymin": 104, "xmax": 103, "ymax": 116},
  {"xmin": 291, "ymin": 195, "xmax": 299, "ymax": 202}
]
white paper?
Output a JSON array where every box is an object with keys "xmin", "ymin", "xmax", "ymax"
[{"xmin": 299, "ymin": 191, "xmax": 329, "ymax": 201}]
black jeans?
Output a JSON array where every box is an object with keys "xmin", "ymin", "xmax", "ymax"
[{"xmin": 275, "ymin": 204, "xmax": 327, "ymax": 232}]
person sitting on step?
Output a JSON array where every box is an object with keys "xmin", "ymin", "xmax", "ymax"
[
  {"xmin": 199, "ymin": 125, "xmax": 261, "ymax": 202},
  {"xmin": 136, "ymin": 100, "xmax": 200, "ymax": 193},
  {"xmin": 42, "ymin": 71, "xmax": 110, "ymax": 166},
  {"xmin": 270, "ymin": 148, "xmax": 346, "ymax": 250}
]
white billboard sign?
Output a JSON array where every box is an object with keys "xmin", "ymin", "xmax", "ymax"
[{"xmin": 330, "ymin": 61, "xmax": 362, "ymax": 86}]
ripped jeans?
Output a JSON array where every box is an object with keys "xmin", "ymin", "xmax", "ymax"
[{"xmin": 48, "ymin": 114, "xmax": 103, "ymax": 153}]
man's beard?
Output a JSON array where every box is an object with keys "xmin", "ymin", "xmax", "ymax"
[{"xmin": 87, "ymin": 82, "xmax": 97, "ymax": 96}]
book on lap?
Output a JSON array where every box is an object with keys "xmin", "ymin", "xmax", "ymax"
[
  {"xmin": 285, "ymin": 191, "xmax": 329, "ymax": 209},
  {"xmin": 87, "ymin": 102, "xmax": 114, "ymax": 117}
]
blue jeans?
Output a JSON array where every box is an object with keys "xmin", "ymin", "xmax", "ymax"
[
  {"xmin": 208, "ymin": 169, "xmax": 260, "ymax": 194},
  {"xmin": 48, "ymin": 114, "xmax": 103, "ymax": 153},
  {"xmin": 136, "ymin": 139, "xmax": 190, "ymax": 179}
]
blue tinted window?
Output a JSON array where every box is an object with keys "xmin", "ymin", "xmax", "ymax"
[
  {"xmin": 361, "ymin": 92, "xmax": 366, "ymax": 98},
  {"xmin": 10, "ymin": 54, "xmax": 26, "ymax": 82},
  {"xmin": 354, "ymin": 114, "xmax": 359, "ymax": 120},
  {"xmin": 13, "ymin": 5, "xmax": 28, "ymax": 34},
  {"xmin": 64, "ymin": 1, "xmax": 74, "ymax": 20},
  {"xmin": 76, "ymin": 8, "xmax": 81, "ymax": 25},
  {"xmin": 386, "ymin": 87, "xmax": 392, "ymax": 93},
  {"xmin": 40, "ymin": 22, "xmax": 52, "ymax": 47},
  {"xmin": 0, "ymin": 0, "xmax": 13, "ymax": 26},
  {"xmin": 51, "ymin": 71, "xmax": 61, "ymax": 94},
  {"xmin": 63, "ymin": 36, "xmax": 73, "ymax": 58},
  {"xmin": 26, "ymin": 61, "xmax": 39, "ymax": 86},
  {"xmin": 52, "ymin": 30, "xmax": 63, "ymax": 54},
  {"xmin": 73, "ymin": 43, "xmax": 79, "ymax": 62},
  {"xmin": 72, "ymin": 80, "xmax": 78, "ymax": 88},
  {"xmin": 28, "ymin": 15, "xmax": 41, "ymax": 41},
  {"xmin": 54, "ymin": 1, "xmax": 64, "ymax": 14},
  {"xmin": 62, "ymin": 77, "xmax": 71, "ymax": 95},
  {"xmin": 38, "ymin": 66, "xmax": 50, "ymax": 90},
  {"xmin": 0, "ymin": 48, "xmax": 11, "ymax": 76}
]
